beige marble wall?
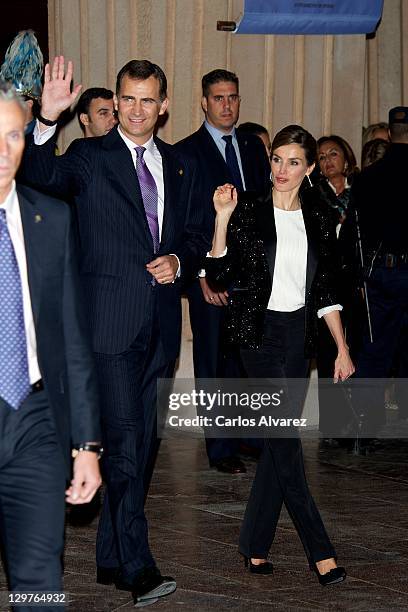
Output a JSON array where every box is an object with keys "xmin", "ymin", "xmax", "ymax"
[{"xmin": 48, "ymin": 0, "xmax": 406, "ymax": 161}]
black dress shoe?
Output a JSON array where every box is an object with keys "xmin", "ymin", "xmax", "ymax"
[
  {"xmin": 213, "ymin": 456, "xmax": 246, "ymax": 474},
  {"xmin": 244, "ymin": 556, "xmax": 273, "ymax": 574},
  {"xmin": 313, "ymin": 566, "xmax": 346, "ymax": 586},
  {"xmin": 131, "ymin": 567, "xmax": 176, "ymax": 606},
  {"xmin": 96, "ymin": 566, "xmax": 135, "ymax": 591},
  {"xmin": 238, "ymin": 442, "xmax": 262, "ymax": 460}
]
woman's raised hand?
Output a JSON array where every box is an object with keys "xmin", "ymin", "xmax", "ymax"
[{"xmin": 213, "ymin": 183, "xmax": 238, "ymax": 217}]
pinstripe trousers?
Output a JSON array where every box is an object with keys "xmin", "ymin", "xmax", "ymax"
[{"xmin": 95, "ymin": 296, "xmax": 174, "ymax": 581}]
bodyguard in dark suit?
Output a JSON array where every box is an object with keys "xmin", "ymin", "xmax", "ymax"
[
  {"xmin": 20, "ymin": 57, "xmax": 207, "ymax": 606},
  {"xmin": 351, "ymin": 107, "xmax": 408, "ymax": 439},
  {"xmin": 175, "ymin": 69, "xmax": 270, "ymax": 473},
  {"xmin": 0, "ymin": 83, "xmax": 101, "ymax": 607}
]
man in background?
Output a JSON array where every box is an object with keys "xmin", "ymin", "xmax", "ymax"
[
  {"xmin": 76, "ymin": 87, "xmax": 117, "ymax": 137},
  {"xmin": 237, "ymin": 121, "xmax": 271, "ymax": 157},
  {"xmin": 175, "ymin": 69, "xmax": 270, "ymax": 474},
  {"xmin": 351, "ymin": 106, "xmax": 408, "ymax": 445}
]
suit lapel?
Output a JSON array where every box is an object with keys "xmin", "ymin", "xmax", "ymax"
[
  {"xmin": 154, "ymin": 138, "xmax": 185, "ymax": 253},
  {"xmin": 198, "ymin": 124, "xmax": 229, "ymax": 180},
  {"xmin": 17, "ymin": 190, "xmax": 43, "ymax": 325},
  {"xmin": 156, "ymin": 138, "xmax": 171, "ymax": 250},
  {"xmin": 103, "ymin": 127, "xmax": 144, "ymax": 208},
  {"xmin": 301, "ymin": 200, "xmax": 318, "ymax": 297},
  {"xmin": 254, "ymin": 190, "xmax": 276, "ymax": 286}
]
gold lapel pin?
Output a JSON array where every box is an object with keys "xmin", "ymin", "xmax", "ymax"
[
  {"xmin": 178, "ymin": 168, "xmax": 183, "ymax": 175},
  {"xmin": 34, "ymin": 214, "xmax": 42, "ymax": 223}
]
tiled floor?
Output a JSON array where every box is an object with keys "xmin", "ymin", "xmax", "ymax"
[{"xmin": 2, "ymin": 437, "xmax": 408, "ymax": 611}]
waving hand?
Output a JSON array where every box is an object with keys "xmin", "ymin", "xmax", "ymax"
[{"xmin": 40, "ymin": 56, "xmax": 82, "ymax": 122}]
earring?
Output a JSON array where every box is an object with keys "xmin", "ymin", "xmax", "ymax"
[{"xmin": 306, "ymin": 174, "xmax": 313, "ymax": 187}]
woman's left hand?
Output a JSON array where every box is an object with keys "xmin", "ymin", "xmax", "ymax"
[{"xmin": 333, "ymin": 349, "xmax": 355, "ymax": 383}]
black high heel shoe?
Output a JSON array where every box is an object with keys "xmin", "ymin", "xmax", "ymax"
[
  {"xmin": 244, "ymin": 556, "xmax": 273, "ymax": 575},
  {"xmin": 312, "ymin": 565, "xmax": 346, "ymax": 586}
]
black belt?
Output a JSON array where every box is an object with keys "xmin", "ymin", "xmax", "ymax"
[
  {"xmin": 31, "ymin": 379, "xmax": 44, "ymax": 393},
  {"xmin": 375, "ymin": 253, "xmax": 408, "ymax": 268}
]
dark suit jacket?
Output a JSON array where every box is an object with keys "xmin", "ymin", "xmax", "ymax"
[
  {"xmin": 205, "ymin": 189, "xmax": 340, "ymax": 357},
  {"xmin": 20, "ymin": 127, "xmax": 208, "ymax": 358},
  {"xmin": 17, "ymin": 184, "xmax": 100, "ymax": 473},
  {"xmin": 351, "ymin": 143, "xmax": 408, "ymax": 254},
  {"xmin": 175, "ymin": 123, "xmax": 271, "ymax": 240}
]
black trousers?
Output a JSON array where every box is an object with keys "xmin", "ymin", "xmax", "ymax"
[
  {"xmin": 95, "ymin": 298, "xmax": 174, "ymax": 582},
  {"xmin": 354, "ymin": 264, "xmax": 408, "ymax": 433},
  {"xmin": 239, "ymin": 309, "xmax": 336, "ymax": 563},
  {"xmin": 0, "ymin": 391, "xmax": 66, "ymax": 612}
]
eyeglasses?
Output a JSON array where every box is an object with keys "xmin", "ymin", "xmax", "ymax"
[{"xmin": 210, "ymin": 94, "xmax": 241, "ymax": 105}]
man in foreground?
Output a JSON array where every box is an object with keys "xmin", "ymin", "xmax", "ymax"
[
  {"xmin": 0, "ymin": 81, "xmax": 101, "ymax": 606},
  {"xmin": 20, "ymin": 56, "xmax": 207, "ymax": 607}
]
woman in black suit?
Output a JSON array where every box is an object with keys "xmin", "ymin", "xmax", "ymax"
[{"xmin": 206, "ymin": 125, "xmax": 354, "ymax": 585}]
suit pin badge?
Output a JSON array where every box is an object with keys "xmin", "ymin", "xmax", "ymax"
[
  {"xmin": 178, "ymin": 168, "xmax": 183, "ymax": 175},
  {"xmin": 34, "ymin": 214, "xmax": 42, "ymax": 223}
]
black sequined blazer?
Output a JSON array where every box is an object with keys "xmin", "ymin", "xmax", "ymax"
[{"xmin": 205, "ymin": 189, "xmax": 339, "ymax": 357}]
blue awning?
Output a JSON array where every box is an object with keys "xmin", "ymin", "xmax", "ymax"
[{"xmin": 234, "ymin": 0, "xmax": 384, "ymax": 35}]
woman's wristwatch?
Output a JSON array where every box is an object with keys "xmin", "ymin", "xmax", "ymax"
[{"xmin": 71, "ymin": 443, "xmax": 103, "ymax": 459}]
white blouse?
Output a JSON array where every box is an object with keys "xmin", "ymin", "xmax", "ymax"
[
  {"xmin": 267, "ymin": 207, "xmax": 307, "ymax": 311},
  {"xmin": 267, "ymin": 207, "xmax": 342, "ymax": 318}
]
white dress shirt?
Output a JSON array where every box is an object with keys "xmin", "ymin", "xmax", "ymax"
[
  {"xmin": 1, "ymin": 182, "xmax": 41, "ymax": 383},
  {"xmin": 117, "ymin": 127, "xmax": 165, "ymax": 238}
]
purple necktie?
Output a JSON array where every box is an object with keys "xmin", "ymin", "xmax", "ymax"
[
  {"xmin": 0, "ymin": 209, "xmax": 31, "ymax": 409},
  {"xmin": 135, "ymin": 146, "xmax": 159, "ymax": 253}
]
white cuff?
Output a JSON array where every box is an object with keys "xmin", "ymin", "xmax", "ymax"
[
  {"xmin": 318, "ymin": 304, "xmax": 343, "ymax": 318},
  {"xmin": 198, "ymin": 269, "xmax": 206, "ymax": 278},
  {"xmin": 33, "ymin": 120, "xmax": 57, "ymax": 145},
  {"xmin": 169, "ymin": 253, "xmax": 180, "ymax": 282},
  {"xmin": 206, "ymin": 247, "xmax": 228, "ymax": 258}
]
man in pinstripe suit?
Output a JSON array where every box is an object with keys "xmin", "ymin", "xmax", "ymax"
[{"xmin": 20, "ymin": 56, "xmax": 208, "ymax": 607}]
